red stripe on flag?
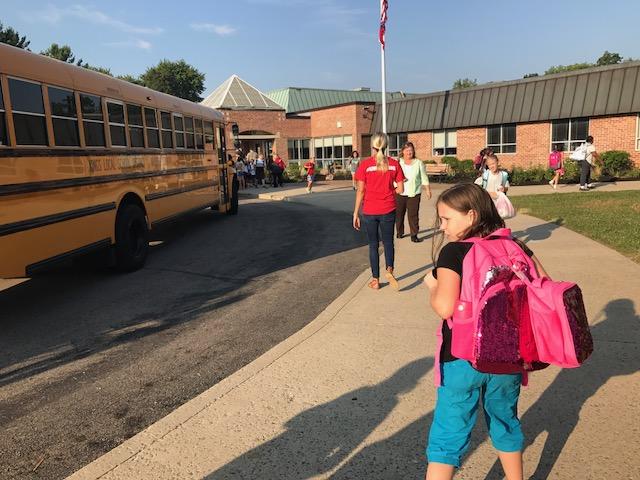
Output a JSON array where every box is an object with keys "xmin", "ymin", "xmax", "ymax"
[{"xmin": 379, "ymin": 0, "xmax": 388, "ymax": 48}]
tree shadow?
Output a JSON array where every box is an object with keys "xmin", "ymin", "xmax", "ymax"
[
  {"xmin": 0, "ymin": 201, "xmax": 368, "ymax": 388},
  {"xmin": 511, "ymin": 221, "xmax": 563, "ymax": 244},
  {"xmin": 205, "ymin": 357, "xmax": 433, "ymax": 480},
  {"xmin": 479, "ymin": 298, "xmax": 640, "ymax": 479}
]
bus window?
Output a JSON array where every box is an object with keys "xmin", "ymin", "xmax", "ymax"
[
  {"xmin": 9, "ymin": 78, "xmax": 48, "ymax": 145},
  {"xmin": 184, "ymin": 116, "xmax": 195, "ymax": 149},
  {"xmin": 0, "ymin": 82, "xmax": 7, "ymax": 146},
  {"xmin": 204, "ymin": 121, "xmax": 214, "ymax": 147},
  {"xmin": 107, "ymin": 101, "xmax": 127, "ymax": 147},
  {"xmin": 144, "ymin": 107, "xmax": 160, "ymax": 148},
  {"xmin": 160, "ymin": 111, "xmax": 173, "ymax": 148},
  {"xmin": 48, "ymin": 86, "xmax": 80, "ymax": 147},
  {"xmin": 173, "ymin": 114, "xmax": 185, "ymax": 148},
  {"xmin": 80, "ymin": 93, "xmax": 105, "ymax": 147},
  {"xmin": 195, "ymin": 118, "xmax": 204, "ymax": 150},
  {"xmin": 127, "ymin": 104, "xmax": 144, "ymax": 147}
]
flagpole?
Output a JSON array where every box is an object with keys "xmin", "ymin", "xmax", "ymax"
[{"xmin": 380, "ymin": 0, "xmax": 387, "ymax": 134}]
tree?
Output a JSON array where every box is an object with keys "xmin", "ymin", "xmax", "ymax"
[
  {"xmin": 83, "ymin": 64, "xmax": 112, "ymax": 76},
  {"xmin": 41, "ymin": 43, "xmax": 83, "ymax": 65},
  {"xmin": 544, "ymin": 62, "xmax": 593, "ymax": 75},
  {"xmin": 452, "ymin": 78, "xmax": 478, "ymax": 90},
  {"xmin": 596, "ymin": 50, "xmax": 623, "ymax": 66},
  {"xmin": 139, "ymin": 59, "xmax": 205, "ymax": 102},
  {"xmin": 0, "ymin": 21, "xmax": 30, "ymax": 49},
  {"xmin": 117, "ymin": 74, "xmax": 144, "ymax": 86}
]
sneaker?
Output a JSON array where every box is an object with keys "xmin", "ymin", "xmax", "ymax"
[
  {"xmin": 579, "ymin": 186, "xmax": 589, "ymax": 191},
  {"xmin": 587, "ymin": 183, "xmax": 595, "ymax": 188}
]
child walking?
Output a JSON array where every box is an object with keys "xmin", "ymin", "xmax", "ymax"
[
  {"xmin": 548, "ymin": 145, "xmax": 563, "ymax": 190},
  {"xmin": 423, "ymin": 184, "xmax": 548, "ymax": 480}
]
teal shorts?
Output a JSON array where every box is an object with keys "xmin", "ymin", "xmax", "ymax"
[{"xmin": 427, "ymin": 360, "xmax": 524, "ymax": 467}]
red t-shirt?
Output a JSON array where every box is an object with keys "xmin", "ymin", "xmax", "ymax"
[
  {"xmin": 355, "ymin": 156, "xmax": 405, "ymax": 215},
  {"xmin": 304, "ymin": 161, "xmax": 315, "ymax": 175}
]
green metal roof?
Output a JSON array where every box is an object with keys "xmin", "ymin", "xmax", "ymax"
[{"xmin": 265, "ymin": 87, "xmax": 415, "ymax": 114}]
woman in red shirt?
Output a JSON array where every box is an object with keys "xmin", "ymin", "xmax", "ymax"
[{"xmin": 353, "ymin": 133, "xmax": 405, "ymax": 290}]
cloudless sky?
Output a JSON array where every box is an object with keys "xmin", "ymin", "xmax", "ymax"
[{"xmin": 3, "ymin": 0, "xmax": 640, "ymax": 97}]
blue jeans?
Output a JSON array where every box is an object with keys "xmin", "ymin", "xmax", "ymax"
[
  {"xmin": 362, "ymin": 211, "xmax": 395, "ymax": 278},
  {"xmin": 427, "ymin": 360, "xmax": 523, "ymax": 467}
]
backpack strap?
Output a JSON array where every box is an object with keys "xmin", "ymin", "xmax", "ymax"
[
  {"xmin": 501, "ymin": 170, "xmax": 508, "ymax": 187},
  {"xmin": 481, "ymin": 169, "xmax": 489, "ymax": 189}
]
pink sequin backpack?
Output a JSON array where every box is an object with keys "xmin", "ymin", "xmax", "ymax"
[{"xmin": 443, "ymin": 228, "xmax": 593, "ymax": 381}]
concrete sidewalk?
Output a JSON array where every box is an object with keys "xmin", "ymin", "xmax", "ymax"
[{"xmin": 69, "ymin": 186, "xmax": 640, "ymax": 479}]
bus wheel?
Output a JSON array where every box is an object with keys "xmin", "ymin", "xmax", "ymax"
[{"xmin": 114, "ymin": 203, "xmax": 149, "ymax": 271}]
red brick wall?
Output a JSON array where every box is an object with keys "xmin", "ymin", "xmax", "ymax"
[
  {"xmin": 456, "ymin": 127, "xmax": 486, "ymax": 163},
  {"xmin": 310, "ymin": 104, "xmax": 372, "ymax": 153},
  {"xmin": 589, "ymin": 115, "xmax": 640, "ymax": 166},
  {"xmin": 408, "ymin": 132, "xmax": 431, "ymax": 160}
]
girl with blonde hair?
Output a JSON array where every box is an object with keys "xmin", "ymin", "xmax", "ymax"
[{"xmin": 353, "ymin": 133, "xmax": 405, "ymax": 290}]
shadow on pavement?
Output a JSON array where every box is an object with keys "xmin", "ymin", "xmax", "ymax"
[
  {"xmin": 512, "ymin": 221, "xmax": 563, "ymax": 244},
  {"xmin": 0, "ymin": 201, "xmax": 367, "ymax": 389},
  {"xmin": 206, "ymin": 357, "xmax": 433, "ymax": 480}
]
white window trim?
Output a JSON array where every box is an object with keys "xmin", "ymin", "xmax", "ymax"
[
  {"xmin": 636, "ymin": 114, "xmax": 640, "ymax": 151},
  {"xmin": 432, "ymin": 129, "xmax": 457, "ymax": 156},
  {"xmin": 550, "ymin": 118, "xmax": 590, "ymax": 153},
  {"xmin": 487, "ymin": 124, "xmax": 517, "ymax": 155},
  {"xmin": 288, "ymin": 138, "xmax": 311, "ymax": 160},
  {"xmin": 106, "ymin": 99, "xmax": 127, "ymax": 148}
]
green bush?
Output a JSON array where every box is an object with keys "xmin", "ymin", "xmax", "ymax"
[
  {"xmin": 508, "ymin": 165, "xmax": 552, "ymax": 185},
  {"xmin": 620, "ymin": 167, "xmax": 640, "ymax": 180},
  {"xmin": 600, "ymin": 150, "xmax": 632, "ymax": 177},
  {"xmin": 441, "ymin": 156, "xmax": 459, "ymax": 170},
  {"xmin": 561, "ymin": 159, "xmax": 580, "ymax": 183},
  {"xmin": 284, "ymin": 163, "xmax": 302, "ymax": 182},
  {"xmin": 424, "ymin": 159, "xmax": 437, "ymax": 164}
]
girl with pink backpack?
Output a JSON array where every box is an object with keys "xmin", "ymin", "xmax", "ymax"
[
  {"xmin": 548, "ymin": 145, "xmax": 564, "ymax": 190},
  {"xmin": 423, "ymin": 184, "xmax": 550, "ymax": 480}
]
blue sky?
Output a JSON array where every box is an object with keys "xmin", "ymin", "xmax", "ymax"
[{"xmin": 3, "ymin": 0, "xmax": 640, "ymax": 97}]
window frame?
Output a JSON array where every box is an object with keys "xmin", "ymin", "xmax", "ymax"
[
  {"xmin": 106, "ymin": 99, "xmax": 127, "ymax": 148},
  {"xmin": 194, "ymin": 118, "xmax": 204, "ymax": 150},
  {"xmin": 8, "ymin": 76, "xmax": 49, "ymax": 147},
  {"xmin": 288, "ymin": 138, "xmax": 311, "ymax": 162},
  {"xmin": 184, "ymin": 116, "xmax": 195, "ymax": 149},
  {"xmin": 486, "ymin": 123, "xmax": 517, "ymax": 154},
  {"xmin": 636, "ymin": 114, "xmax": 640, "ymax": 151},
  {"xmin": 550, "ymin": 117, "xmax": 589, "ymax": 152},
  {"xmin": 160, "ymin": 111, "xmax": 174, "ymax": 149},
  {"xmin": 388, "ymin": 132, "xmax": 408, "ymax": 158},
  {"xmin": 47, "ymin": 85, "xmax": 81, "ymax": 148},
  {"xmin": 144, "ymin": 107, "xmax": 160, "ymax": 149},
  {"xmin": 79, "ymin": 92, "xmax": 106, "ymax": 148},
  {"xmin": 432, "ymin": 129, "xmax": 457, "ymax": 156},
  {"xmin": 0, "ymin": 76, "xmax": 8, "ymax": 147},
  {"xmin": 204, "ymin": 120, "xmax": 215, "ymax": 148},
  {"xmin": 126, "ymin": 103, "xmax": 145, "ymax": 148},
  {"xmin": 173, "ymin": 113, "xmax": 185, "ymax": 149}
]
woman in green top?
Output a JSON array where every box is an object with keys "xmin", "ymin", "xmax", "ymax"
[{"xmin": 395, "ymin": 142, "xmax": 431, "ymax": 242}]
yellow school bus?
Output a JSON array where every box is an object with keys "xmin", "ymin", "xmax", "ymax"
[{"xmin": 0, "ymin": 44, "xmax": 235, "ymax": 278}]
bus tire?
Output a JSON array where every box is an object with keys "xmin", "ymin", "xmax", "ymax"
[{"xmin": 114, "ymin": 203, "xmax": 149, "ymax": 272}]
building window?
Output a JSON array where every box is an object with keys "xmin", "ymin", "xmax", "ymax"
[
  {"xmin": 9, "ymin": 78, "xmax": 48, "ymax": 145},
  {"xmin": 204, "ymin": 121, "xmax": 214, "ymax": 146},
  {"xmin": 195, "ymin": 118, "xmax": 204, "ymax": 149},
  {"xmin": 0, "ymin": 80, "xmax": 7, "ymax": 146},
  {"xmin": 388, "ymin": 133, "xmax": 408, "ymax": 158},
  {"xmin": 80, "ymin": 93, "xmax": 105, "ymax": 147},
  {"xmin": 487, "ymin": 124, "xmax": 516, "ymax": 153},
  {"xmin": 551, "ymin": 117, "xmax": 588, "ymax": 152},
  {"xmin": 173, "ymin": 114, "xmax": 185, "ymax": 148},
  {"xmin": 127, "ymin": 104, "xmax": 144, "ymax": 147},
  {"xmin": 48, "ymin": 86, "xmax": 80, "ymax": 147},
  {"xmin": 144, "ymin": 107, "xmax": 160, "ymax": 148},
  {"xmin": 433, "ymin": 130, "xmax": 457, "ymax": 156},
  {"xmin": 288, "ymin": 139, "xmax": 310, "ymax": 162},
  {"xmin": 160, "ymin": 111, "xmax": 173, "ymax": 148},
  {"xmin": 107, "ymin": 101, "xmax": 127, "ymax": 147},
  {"xmin": 313, "ymin": 135, "xmax": 353, "ymax": 168},
  {"xmin": 184, "ymin": 116, "xmax": 195, "ymax": 149}
]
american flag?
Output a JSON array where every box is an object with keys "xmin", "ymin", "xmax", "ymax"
[{"xmin": 379, "ymin": 0, "xmax": 388, "ymax": 48}]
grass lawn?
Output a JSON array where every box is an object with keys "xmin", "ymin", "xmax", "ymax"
[{"xmin": 511, "ymin": 190, "xmax": 640, "ymax": 263}]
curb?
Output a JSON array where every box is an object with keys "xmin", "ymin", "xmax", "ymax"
[{"xmin": 67, "ymin": 268, "xmax": 371, "ymax": 480}]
